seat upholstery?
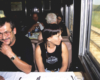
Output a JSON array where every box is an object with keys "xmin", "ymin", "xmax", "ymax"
[{"xmin": 32, "ymin": 43, "xmax": 38, "ymax": 72}]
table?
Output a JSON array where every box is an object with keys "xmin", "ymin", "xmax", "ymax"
[
  {"xmin": 26, "ymin": 32, "xmax": 40, "ymax": 39},
  {"xmin": 25, "ymin": 32, "xmax": 41, "ymax": 44},
  {"xmin": 0, "ymin": 72, "xmax": 83, "ymax": 80}
]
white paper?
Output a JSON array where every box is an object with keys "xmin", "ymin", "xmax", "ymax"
[{"xmin": 0, "ymin": 72, "xmax": 77, "ymax": 80}]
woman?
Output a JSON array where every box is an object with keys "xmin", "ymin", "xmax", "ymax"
[
  {"xmin": 35, "ymin": 24, "xmax": 68, "ymax": 72},
  {"xmin": 57, "ymin": 14, "xmax": 70, "ymax": 37}
]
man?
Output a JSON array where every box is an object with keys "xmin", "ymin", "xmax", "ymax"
[
  {"xmin": 38, "ymin": 13, "xmax": 57, "ymax": 40},
  {"xmin": 38, "ymin": 13, "xmax": 70, "ymax": 40},
  {"xmin": 45, "ymin": 13, "xmax": 57, "ymax": 24},
  {"xmin": 28, "ymin": 13, "xmax": 44, "ymax": 32},
  {"xmin": 0, "ymin": 18, "xmax": 35, "ymax": 73}
]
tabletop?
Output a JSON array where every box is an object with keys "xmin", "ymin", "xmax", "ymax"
[{"xmin": 0, "ymin": 72, "xmax": 83, "ymax": 80}]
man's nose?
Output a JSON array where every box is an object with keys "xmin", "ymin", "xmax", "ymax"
[{"xmin": 2, "ymin": 34, "xmax": 6, "ymax": 39}]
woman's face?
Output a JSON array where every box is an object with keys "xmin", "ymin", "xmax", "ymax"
[
  {"xmin": 57, "ymin": 16, "xmax": 62, "ymax": 24},
  {"xmin": 47, "ymin": 31, "xmax": 62, "ymax": 45}
]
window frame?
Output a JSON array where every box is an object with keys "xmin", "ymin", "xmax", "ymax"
[{"xmin": 79, "ymin": 0, "xmax": 100, "ymax": 79}]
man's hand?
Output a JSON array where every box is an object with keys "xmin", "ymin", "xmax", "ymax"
[
  {"xmin": 34, "ymin": 23, "xmax": 39, "ymax": 27},
  {"xmin": 0, "ymin": 43, "xmax": 32, "ymax": 73},
  {"xmin": 0, "ymin": 43, "xmax": 13, "ymax": 56},
  {"xmin": 0, "ymin": 76, "xmax": 4, "ymax": 80},
  {"xmin": 28, "ymin": 23, "xmax": 40, "ymax": 32}
]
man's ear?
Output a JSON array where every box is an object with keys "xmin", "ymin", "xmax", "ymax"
[{"xmin": 13, "ymin": 28, "xmax": 17, "ymax": 34}]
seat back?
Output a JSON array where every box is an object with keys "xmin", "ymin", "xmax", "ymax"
[
  {"xmin": 62, "ymin": 36, "xmax": 72, "ymax": 71},
  {"xmin": 32, "ymin": 43, "xmax": 38, "ymax": 72},
  {"xmin": 62, "ymin": 36, "xmax": 69, "ymax": 41}
]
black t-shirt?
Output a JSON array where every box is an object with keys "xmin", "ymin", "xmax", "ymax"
[
  {"xmin": 0, "ymin": 35, "xmax": 35, "ymax": 71},
  {"xmin": 39, "ymin": 42, "xmax": 62, "ymax": 70}
]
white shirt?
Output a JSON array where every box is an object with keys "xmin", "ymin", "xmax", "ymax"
[{"xmin": 37, "ymin": 21, "xmax": 44, "ymax": 30}]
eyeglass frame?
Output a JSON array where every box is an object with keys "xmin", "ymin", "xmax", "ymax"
[{"xmin": 0, "ymin": 30, "xmax": 12, "ymax": 38}]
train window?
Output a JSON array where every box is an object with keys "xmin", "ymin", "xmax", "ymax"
[
  {"xmin": 65, "ymin": 4, "xmax": 74, "ymax": 42},
  {"xmin": 90, "ymin": 0, "xmax": 100, "ymax": 64},
  {"xmin": 79, "ymin": 0, "xmax": 100, "ymax": 79},
  {"xmin": 0, "ymin": 10, "xmax": 5, "ymax": 18},
  {"xmin": 11, "ymin": 2, "xmax": 22, "ymax": 11},
  {"xmin": 69, "ymin": 4, "xmax": 74, "ymax": 33},
  {"xmin": 42, "ymin": 0, "xmax": 51, "ymax": 11}
]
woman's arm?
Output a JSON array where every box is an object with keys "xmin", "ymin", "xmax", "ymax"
[
  {"xmin": 35, "ymin": 45, "xmax": 45, "ymax": 72},
  {"xmin": 59, "ymin": 42, "xmax": 68, "ymax": 72}
]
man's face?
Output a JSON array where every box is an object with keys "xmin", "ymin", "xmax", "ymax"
[
  {"xmin": 32, "ymin": 14, "xmax": 38, "ymax": 22},
  {"xmin": 0, "ymin": 22, "xmax": 16, "ymax": 45}
]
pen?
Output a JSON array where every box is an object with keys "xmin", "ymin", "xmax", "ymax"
[
  {"xmin": 19, "ymin": 77, "xmax": 22, "ymax": 80},
  {"xmin": 71, "ymin": 75, "xmax": 74, "ymax": 80}
]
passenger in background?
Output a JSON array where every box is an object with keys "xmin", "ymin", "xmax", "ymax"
[
  {"xmin": 28, "ymin": 13, "xmax": 44, "ymax": 33},
  {"xmin": 35, "ymin": 24, "xmax": 68, "ymax": 72},
  {"xmin": 57, "ymin": 14, "xmax": 70, "ymax": 37},
  {"xmin": 0, "ymin": 18, "xmax": 35, "ymax": 74},
  {"xmin": 38, "ymin": 13, "xmax": 57, "ymax": 40},
  {"xmin": 45, "ymin": 13, "xmax": 57, "ymax": 24}
]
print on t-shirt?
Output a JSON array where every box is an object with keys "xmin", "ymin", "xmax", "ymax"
[{"xmin": 46, "ymin": 56, "xmax": 58, "ymax": 64}]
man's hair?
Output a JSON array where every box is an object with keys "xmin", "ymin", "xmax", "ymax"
[
  {"xmin": 42, "ymin": 24, "xmax": 61, "ymax": 43},
  {"xmin": 0, "ymin": 17, "xmax": 15, "ymax": 30},
  {"xmin": 45, "ymin": 13, "xmax": 57, "ymax": 24}
]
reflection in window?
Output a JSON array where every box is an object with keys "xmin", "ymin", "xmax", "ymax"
[
  {"xmin": 11, "ymin": 2, "xmax": 22, "ymax": 11},
  {"xmin": 69, "ymin": 4, "xmax": 74, "ymax": 32},
  {"xmin": 90, "ymin": 0, "xmax": 100, "ymax": 63},
  {"xmin": 0, "ymin": 10, "xmax": 5, "ymax": 18}
]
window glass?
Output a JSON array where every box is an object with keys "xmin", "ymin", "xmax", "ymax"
[
  {"xmin": 69, "ymin": 4, "xmax": 74, "ymax": 32},
  {"xmin": 0, "ymin": 10, "xmax": 5, "ymax": 18},
  {"xmin": 90, "ymin": 0, "xmax": 100, "ymax": 63},
  {"xmin": 11, "ymin": 2, "xmax": 22, "ymax": 11}
]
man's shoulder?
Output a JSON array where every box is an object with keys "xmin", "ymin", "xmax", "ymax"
[{"xmin": 16, "ymin": 34, "xmax": 31, "ymax": 43}]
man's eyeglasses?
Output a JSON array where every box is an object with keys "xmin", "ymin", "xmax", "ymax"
[{"xmin": 0, "ymin": 31, "xmax": 12, "ymax": 38}]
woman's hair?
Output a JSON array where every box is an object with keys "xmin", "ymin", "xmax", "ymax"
[
  {"xmin": 57, "ymin": 14, "xmax": 63, "ymax": 20},
  {"xmin": 57, "ymin": 14, "xmax": 63, "ymax": 22},
  {"xmin": 42, "ymin": 24, "xmax": 61, "ymax": 43}
]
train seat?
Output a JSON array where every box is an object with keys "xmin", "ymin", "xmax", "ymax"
[{"xmin": 32, "ymin": 43, "xmax": 38, "ymax": 72}]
